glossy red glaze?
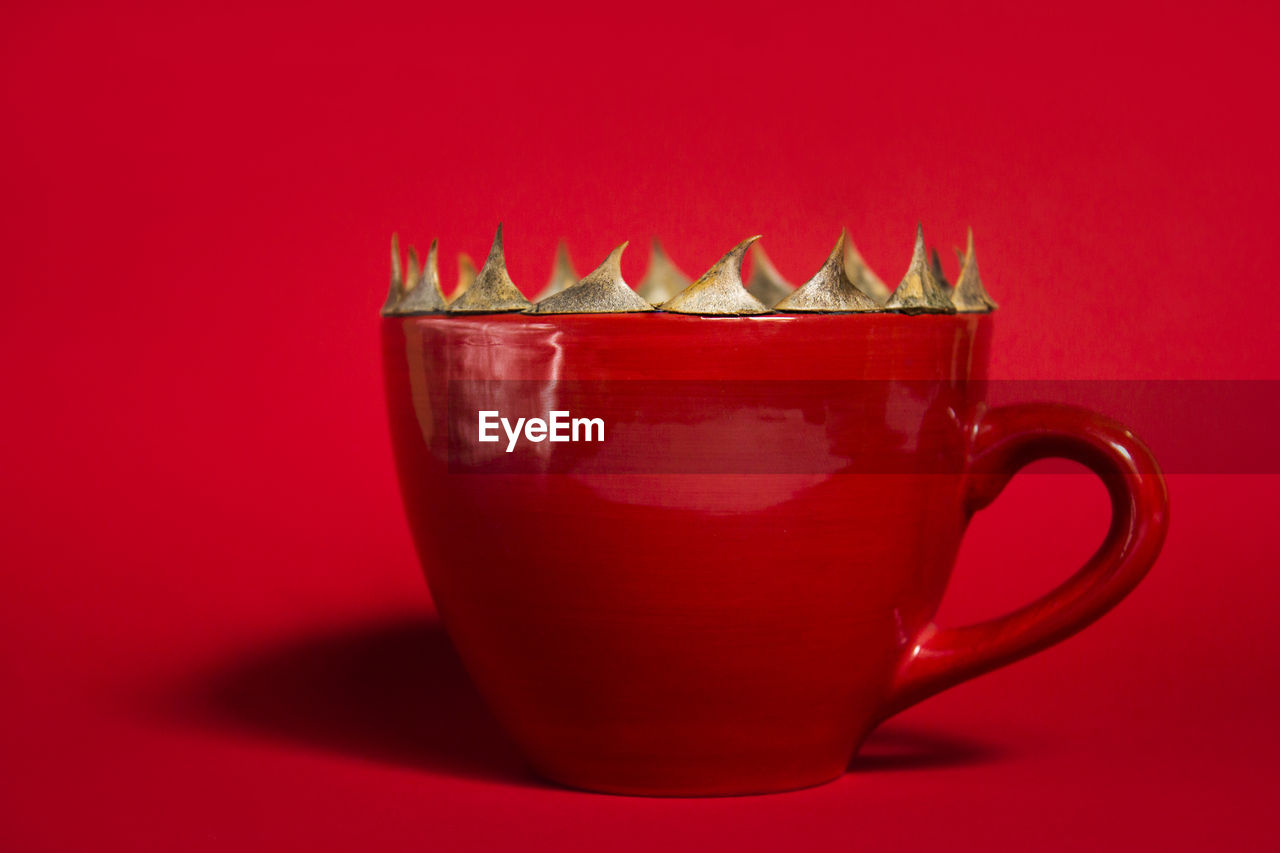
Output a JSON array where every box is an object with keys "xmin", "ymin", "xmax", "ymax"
[{"xmin": 381, "ymin": 313, "xmax": 1168, "ymax": 796}]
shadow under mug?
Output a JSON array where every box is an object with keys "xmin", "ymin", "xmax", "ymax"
[{"xmin": 382, "ymin": 313, "xmax": 1168, "ymax": 796}]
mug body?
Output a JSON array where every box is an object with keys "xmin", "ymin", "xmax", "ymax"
[{"xmin": 383, "ymin": 313, "xmax": 992, "ymax": 795}]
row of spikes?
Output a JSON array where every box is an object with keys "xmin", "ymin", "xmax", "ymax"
[{"xmin": 381, "ymin": 224, "xmax": 996, "ymax": 317}]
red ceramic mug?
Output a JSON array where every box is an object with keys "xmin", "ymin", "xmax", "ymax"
[{"xmin": 381, "ymin": 312, "xmax": 1168, "ymax": 796}]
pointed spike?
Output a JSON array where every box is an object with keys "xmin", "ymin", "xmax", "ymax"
[
  {"xmin": 449, "ymin": 224, "xmax": 532, "ymax": 313},
  {"xmin": 381, "ymin": 233, "xmax": 404, "ymax": 316},
  {"xmin": 451, "ymin": 253, "xmax": 477, "ymax": 302},
  {"xmin": 660, "ymin": 236, "xmax": 770, "ymax": 315},
  {"xmin": 776, "ymin": 229, "xmax": 880, "ymax": 313},
  {"xmin": 529, "ymin": 241, "xmax": 654, "ymax": 314},
  {"xmin": 395, "ymin": 238, "xmax": 448, "ymax": 314},
  {"xmin": 885, "ymin": 224, "xmax": 956, "ymax": 314},
  {"xmin": 950, "ymin": 227, "xmax": 998, "ymax": 313},
  {"xmin": 601, "ymin": 241, "xmax": 627, "ymax": 277},
  {"xmin": 535, "ymin": 240, "xmax": 580, "ymax": 300},
  {"xmin": 929, "ymin": 247, "xmax": 952, "ymax": 291},
  {"xmin": 842, "ymin": 236, "xmax": 892, "ymax": 305},
  {"xmin": 637, "ymin": 238, "xmax": 693, "ymax": 305},
  {"xmin": 406, "ymin": 247, "xmax": 421, "ymax": 291},
  {"xmin": 745, "ymin": 242, "xmax": 796, "ymax": 307}
]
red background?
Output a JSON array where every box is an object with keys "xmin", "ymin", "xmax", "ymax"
[{"xmin": 3, "ymin": 0, "xmax": 1278, "ymax": 849}]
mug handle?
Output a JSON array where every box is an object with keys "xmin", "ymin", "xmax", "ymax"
[{"xmin": 881, "ymin": 402, "xmax": 1170, "ymax": 719}]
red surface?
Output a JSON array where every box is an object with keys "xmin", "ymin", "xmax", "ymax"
[
  {"xmin": 384, "ymin": 313, "xmax": 1167, "ymax": 795},
  {"xmin": 2, "ymin": 0, "xmax": 1278, "ymax": 847}
]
